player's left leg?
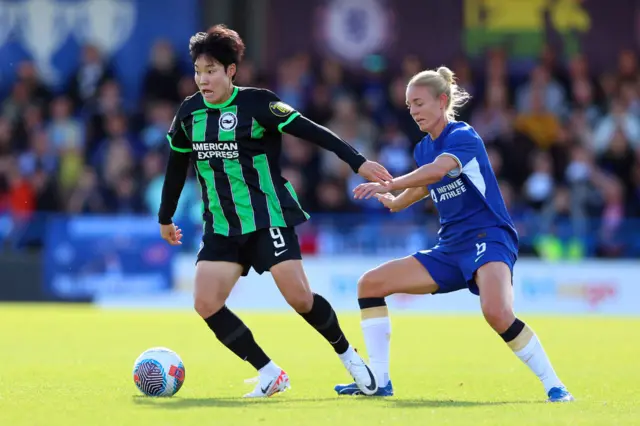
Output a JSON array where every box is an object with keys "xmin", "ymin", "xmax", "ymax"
[
  {"xmin": 270, "ymin": 259, "xmax": 377, "ymax": 395},
  {"xmin": 474, "ymin": 261, "xmax": 574, "ymax": 402},
  {"xmin": 257, "ymin": 227, "xmax": 378, "ymax": 395}
]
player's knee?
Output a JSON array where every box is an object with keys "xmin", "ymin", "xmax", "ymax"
[
  {"xmin": 284, "ymin": 290, "xmax": 314, "ymax": 313},
  {"xmin": 194, "ymin": 297, "xmax": 224, "ymax": 318},
  {"xmin": 357, "ymin": 269, "xmax": 388, "ymax": 298},
  {"xmin": 193, "ymin": 283, "xmax": 229, "ymax": 318},
  {"xmin": 481, "ymin": 300, "xmax": 514, "ymax": 333}
]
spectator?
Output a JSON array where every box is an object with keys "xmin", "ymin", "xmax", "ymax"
[
  {"xmin": 142, "ymin": 40, "xmax": 184, "ymax": 105},
  {"xmin": 514, "ymin": 87, "xmax": 561, "ymax": 150},
  {"xmin": 67, "ymin": 44, "xmax": 114, "ymax": 108},
  {"xmin": 593, "ymin": 97, "xmax": 640, "ymax": 153}
]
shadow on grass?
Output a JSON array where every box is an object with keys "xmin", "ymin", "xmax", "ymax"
[
  {"xmin": 386, "ymin": 398, "xmax": 543, "ymax": 408},
  {"xmin": 132, "ymin": 395, "xmax": 542, "ymax": 409},
  {"xmin": 132, "ymin": 395, "xmax": 336, "ymax": 408}
]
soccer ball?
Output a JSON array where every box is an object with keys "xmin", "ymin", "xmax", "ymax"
[{"xmin": 133, "ymin": 347, "xmax": 185, "ymax": 397}]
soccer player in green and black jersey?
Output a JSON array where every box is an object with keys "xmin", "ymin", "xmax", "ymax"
[{"xmin": 158, "ymin": 25, "xmax": 392, "ymax": 398}]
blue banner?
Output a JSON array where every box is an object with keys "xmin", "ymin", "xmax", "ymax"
[
  {"xmin": 44, "ymin": 215, "xmax": 175, "ymax": 299},
  {"xmin": 0, "ymin": 0, "xmax": 199, "ymax": 100}
]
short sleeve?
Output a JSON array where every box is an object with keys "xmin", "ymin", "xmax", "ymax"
[
  {"xmin": 254, "ymin": 90, "xmax": 301, "ymax": 133},
  {"xmin": 167, "ymin": 111, "xmax": 191, "ymax": 153},
  {"xmin": 413, "ymin": 141, "xmax": 425, "ymax": 167},
  {"xmin": 437, "ymin": 129, "xmax": 479, "ymax": 177},
  {"xmin": 413, "ymin": 138, "xmax": 433, "ymax": 168}
]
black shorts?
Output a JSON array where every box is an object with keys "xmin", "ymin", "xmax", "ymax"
[{"xmin": 196, "ymin": 226, "xmax": 302, "ymax": 276}]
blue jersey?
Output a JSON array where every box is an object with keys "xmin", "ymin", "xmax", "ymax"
[{"xmin": 414, "ymin": 121, "xmax": 518, "ymax": 251}]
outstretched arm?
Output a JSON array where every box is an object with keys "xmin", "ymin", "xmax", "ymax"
[
  {"xmin": 255, "ymin": 89, "xmax": 392, "ymax": 184},
  {"xmin": 282, "ymin": 115, "xmax": 363, "ymax": 172},
  {"xmin": 282, "ymin": 116, "xmax": 392, "ymax": 184},
  {"xmin": 387, "ymin": 155, "xmax": 458, "ymax": 190},
  {"xmin": 375, "ymin": 186, "xmax": 430, "ymax": 212},
  {"xmin": 353, "ymin": 155, "xmax": 459, "ymax": 200}
]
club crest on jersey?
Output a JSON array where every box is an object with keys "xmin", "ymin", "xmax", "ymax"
[
  {"xmin": 269, "ymin": 101, "xmax": 294, "ymax": 117},
  {"xmin": 219, "ymin": 112, "xmax": 238, "ymax": 131}
]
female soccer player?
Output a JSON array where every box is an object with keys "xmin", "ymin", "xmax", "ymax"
[
  {"xmin": 334, "ymin": 66, "xmax": 574, "ymax": 402},
  {"xmin": 159, "ymin": 25, "xmax": 390, "ymax": 398}
]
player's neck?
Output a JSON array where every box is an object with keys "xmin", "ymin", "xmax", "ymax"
[
  {"xmin": 214, "ymin": 84, "xmax": 236, "ymax": 104},
  {"xmin": 428, "ymin": 117, "xmax": 449, "ymax": 140}
]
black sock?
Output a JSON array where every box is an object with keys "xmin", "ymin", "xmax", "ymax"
[
  {"xmin": 499, "ymin": 318, "xmax": 525, "ymax": 342},
  {"xmin": 358, "ymin": 297, "xmax": 386, "ymax": 309},
  {"xmin": 204, "ymin": 306, "xmax": 271, "ymax": 371},
  {"xmin": 299, "ymin": 293, "xmax": 350, "ymax": 354}
]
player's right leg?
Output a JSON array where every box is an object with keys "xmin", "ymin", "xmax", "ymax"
[
  {"xmin": 335, "ymin": 255, "xmax": 442, "ymax": 396},
  {"xmin": 195, "ymin": 235, "xmax": 288, "ymax": 398}
]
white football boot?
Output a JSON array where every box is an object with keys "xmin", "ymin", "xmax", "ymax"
[
  {"xmin": 243, "ymin": 368, "xmax": 290, "ymax": 398},
  {"xmin": 339, "ymin": 346, "xmax": 378, "ymax": 395}
]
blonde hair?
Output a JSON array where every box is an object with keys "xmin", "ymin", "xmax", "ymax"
[{"xmin": 408, "ymin": 66, "xmax": 471, "ymax": 121}]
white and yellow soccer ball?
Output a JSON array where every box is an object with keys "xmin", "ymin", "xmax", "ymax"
[{"xmin": 133, "ymin": 347, "xmax": 185, "ymax": 397}]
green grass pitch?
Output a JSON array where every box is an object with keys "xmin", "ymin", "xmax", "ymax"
[{"xmin": 1, "ymin": 304, "xmax": 638, "ymax": 425}]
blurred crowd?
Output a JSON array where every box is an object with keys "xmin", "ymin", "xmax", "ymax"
[{"xmin": 0, "ymin": 40, "xmax": 639, "ymax": 257}]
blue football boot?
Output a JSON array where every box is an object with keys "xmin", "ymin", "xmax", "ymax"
[
  {"xmin": 335, "ymin": 379, "xmax": 394, "ymax": 396},
  {"xmin": 547, "ymin": 386, "xmax": 574, "ymax": 402}
]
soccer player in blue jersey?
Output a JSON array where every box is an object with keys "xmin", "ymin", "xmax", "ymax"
[{"xmin": 334, "ymin": 66, "xmax": 574, "ymax": 402}]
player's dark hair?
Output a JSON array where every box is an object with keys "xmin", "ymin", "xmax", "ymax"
[{"xmin": 189, "ymin": 25, "xmax": 245, "ymax": 72}]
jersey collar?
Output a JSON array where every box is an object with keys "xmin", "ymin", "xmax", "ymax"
[
  {"xmin": 203, "ymin": 86, "xmax": 239, "ymax": 109},
  {"xmin": 430, "ymin": 121, "xmax": 455, "ymax": 143}
]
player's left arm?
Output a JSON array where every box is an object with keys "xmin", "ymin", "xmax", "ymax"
[
  {"xmin": 388, "ymin": 130, "xmax": 477, "ymax": 190},
  {"xmin": 255, "ymin": 90, "xmax": 392, "ymax": 184},
  {"xmin": 388, "ymin": 156, "xmax": 458, "ymax": 190},
  {"xmin": 354, "ymin": 131, "xmax": 477, "ymax": 199},
  {"xmin": 354, "ymin": 156, "xmax": 458, "ymax": 199}
]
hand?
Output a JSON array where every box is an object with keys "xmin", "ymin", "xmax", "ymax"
[
  {"xmin": 353, "ymin": 182, "xmax": 391, "ymax": 200},
  {"xmin": 357, "ymin": 160, "xmax": 393, "ymax": 184},
  {"xmin": 160, "ymin": 223, "xmax": 183, "ymax": 246},
  {"xmin": 374, "ymin": 193, "xmax": 402, "ymax": 212}
]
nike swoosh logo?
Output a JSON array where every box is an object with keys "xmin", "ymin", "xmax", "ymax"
[
  {"xmin": 194, "ymin": 118, "xmax": 206, "ymax": 124},
  {"xmin": 475, "ymin": 254, "xmax": 485, "ymax": 263},
  {"xmin": 364, "ymin": 365, "xmax": 377, "ymax": 392},
  {"xmin": 275, "ymin": 249, "xmax": 288, "ymax": 257},
  {"xmin": 261, "ymin": 379, "xmax": 274, "ymax": 394}
]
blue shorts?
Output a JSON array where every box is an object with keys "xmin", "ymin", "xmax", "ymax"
[{"xmin": 412, "ymin": 240, "xmax": 517, "ymax": 296}]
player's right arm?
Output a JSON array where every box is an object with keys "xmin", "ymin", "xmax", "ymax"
[
  {"xmin": 158, "ymin": 109, "xmax": 192, "ymax": 245},
  {"xmin": 374, "ymin": 186, "xmax": 430, "ymax": 212}
]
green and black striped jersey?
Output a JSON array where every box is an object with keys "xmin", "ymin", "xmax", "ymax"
[{"xmin": 166, "ymin": 86, "xmax": 310, "ymax": 237}]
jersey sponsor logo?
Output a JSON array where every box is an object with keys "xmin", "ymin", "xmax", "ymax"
[
  {"xmin": 192, "ymin": 142, "xmax": 239, "ymax": 160},
  {"xmin": 432, "ymin": 178, "xmax": 467, "ymax": 203},
  {"xmin": 218, "ymin": 111, "xmax": 238, "ymax": 131},
  {"xmin": 269, "ymin": 101, "xmax": 294, "ymax": 117}
]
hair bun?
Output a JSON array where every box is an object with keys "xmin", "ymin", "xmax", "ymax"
[{"xmin": 437, "ymin": 66, "xmax": 455, "ymax": 85}]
